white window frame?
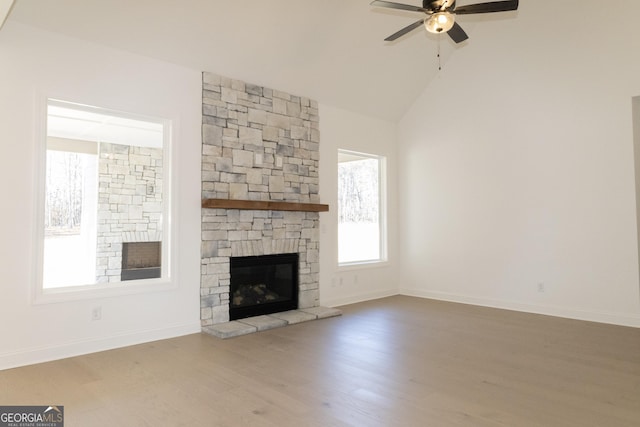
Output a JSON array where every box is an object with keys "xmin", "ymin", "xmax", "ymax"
[
  {"xmin": 32, "ymin": 97, "xmax": 177, "ymax": 304},
  {"xmin": 337, "ymin": 149, "xmax": 388, "ymax": 267}
]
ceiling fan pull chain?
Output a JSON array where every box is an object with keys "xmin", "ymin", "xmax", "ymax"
[{"xmin": 437, "ymin": 37, "xmax": 442, "ymax": 71}]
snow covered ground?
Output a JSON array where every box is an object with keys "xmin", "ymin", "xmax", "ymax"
[
  {"xmin": 338, "ymin": 222, "xmax": 380, "ymax": 264},
  {"xmin": 43, "ymin": 234, "xmax": 95, "ymax": 288}
]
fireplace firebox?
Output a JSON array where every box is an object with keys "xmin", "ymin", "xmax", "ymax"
[
  {"xmin": 229, "ymin": 253, "xmax": 299, "ymax": 320},
  {"xmin": 121, "ymin": 241, "xmax": 161, "ymax": 281}
]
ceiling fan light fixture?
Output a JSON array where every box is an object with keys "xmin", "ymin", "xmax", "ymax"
[{"xmin": 425, "ymin": 12, "xmax": 455, "ymax": 34}]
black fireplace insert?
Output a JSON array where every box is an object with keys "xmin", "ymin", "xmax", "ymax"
[
  {"xmin": 229, "ymin": 253, "xmax": 298, "ymax": 320},
  {"xmin": 121, "ymin": 241, "xmax": 161, "ymax": 281}
]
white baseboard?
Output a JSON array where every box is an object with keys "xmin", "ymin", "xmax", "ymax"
[
  {"xmin": 322, "ymin": 289, "xmax": 398, "ymax": 308},
  {"xmin": 0, "ymin": 321, "xmax": 201, "ymax": 371},
  {"xmin": 400, "ymin": 288, "xmax": 640, "ymax": 328}
]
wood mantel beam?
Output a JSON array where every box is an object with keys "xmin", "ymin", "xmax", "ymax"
[{"xmin": 202, "ymin": 199, "xmax": 329, "ymax": 212}]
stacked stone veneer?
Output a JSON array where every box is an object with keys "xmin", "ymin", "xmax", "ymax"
[
  {"xmin": 201, "ymin": 72, "xmax": 321, "ymax": 327},
  {"xmin": 96, "ymin": 142, "xmax": 163, "ymax": 283}
]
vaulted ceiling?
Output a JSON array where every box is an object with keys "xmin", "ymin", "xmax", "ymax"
[{"xmin": 7, "ymin": 0, "xmax": 520, "ymax": 121}]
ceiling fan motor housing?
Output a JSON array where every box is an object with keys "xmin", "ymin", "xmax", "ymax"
[{"xmin": 423, "ymin": 0, "xmax": 456, "ymax": 11}]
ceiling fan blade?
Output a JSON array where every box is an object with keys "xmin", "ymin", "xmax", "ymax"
[
  {"xmin": 370, "ymin": 0, "xmax": 428, "ymax": 13},
  {"xmin": 448, "ymin": 21, "xmax": 469, "ymax": 43},
  {"xmin": 384, "ymin": 19, "xmax": 425, "ymax": 41},
  {"xmin": 454, "ymin": 0, "xmax": 518, "ymax": 14}
]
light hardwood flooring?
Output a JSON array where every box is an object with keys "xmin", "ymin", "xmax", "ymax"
[{"xmin": 2, "ymin": 296, "xmax": 640, "ymax": 426}]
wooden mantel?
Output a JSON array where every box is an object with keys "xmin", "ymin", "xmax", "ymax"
[{"xmin": 202, "ymin": 198, "xmax": 329, "ymax": 212}]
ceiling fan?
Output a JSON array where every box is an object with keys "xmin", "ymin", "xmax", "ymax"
[{"xmin": 371, "ymin": 0, "xmax": 519, "ymax": 44}]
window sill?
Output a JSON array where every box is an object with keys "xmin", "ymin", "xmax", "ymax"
[
  {"xmin": 337, "ymin": 260, "xmax": 390, "ymax": 272},
  {"xmin": 32, "ymin": 278, "xmax": 177, "ymax": 305}
]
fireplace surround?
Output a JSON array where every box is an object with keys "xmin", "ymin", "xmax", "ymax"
[{"xmin": 200, "ymin": 72, "xmax": 322, "ymax": 328}]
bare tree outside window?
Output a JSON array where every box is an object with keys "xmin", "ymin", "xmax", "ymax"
[{"xmin": 45, "ymin": 151, "xmax": 85, "ymax": 234}]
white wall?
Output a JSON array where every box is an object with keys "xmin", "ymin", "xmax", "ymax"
[
  {"xmin": 398, "ymin": 1, "xmax": 640, "ymax": 326},
  {"xmin": 0, "ymin": 23, "xmax": 202, "ymax": 369},
  {"xmin": 0, "ymin": 22, "xmax": 400, "ymax": 369},
  {"xmin": 319, "ymin": 104, "xmax": 398, "ymax": 307}
]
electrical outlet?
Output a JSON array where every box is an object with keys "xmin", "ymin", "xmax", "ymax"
[
  {"xmin": 92, "ymin": 306, "xmax": 102, "ymax": 321},
  {"xmin": 537, "ymin": 282, "xmax": 545, "ymax": 293}
]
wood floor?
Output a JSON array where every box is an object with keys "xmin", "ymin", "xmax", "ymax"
[{"xmin": 2, "ymin": 296, "xmax": 640, "ymax": 426}]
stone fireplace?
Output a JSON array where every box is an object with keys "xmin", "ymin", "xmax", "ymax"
[
  {"xmin": 96, "ymin": 142, "xmax": 163, "ymax": 284},
  {"xmin": 200, "ymin": 72, "xmax": 321, "ymax": 328}
]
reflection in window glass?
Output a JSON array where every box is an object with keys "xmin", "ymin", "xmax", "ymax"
[
  {"xmin": 338, "ymin": 150, "xmax": 386, "ymax": 265},
  {"xmin": 43, "ymin": 100, "xmax": 166, "ymax": 289}
]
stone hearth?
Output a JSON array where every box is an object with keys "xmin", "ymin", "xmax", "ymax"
[{"xmin": 203, "ymin": 306, "xmax": 341, "ymax": 339}]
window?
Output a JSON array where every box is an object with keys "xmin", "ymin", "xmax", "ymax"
[
  {"xmin": 338, "ymin": 150, "xmax": 387, "ymax": 265},
  {"xmin": 39, "ymin": 99, "xmax": 171, "ymax": 294}
]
